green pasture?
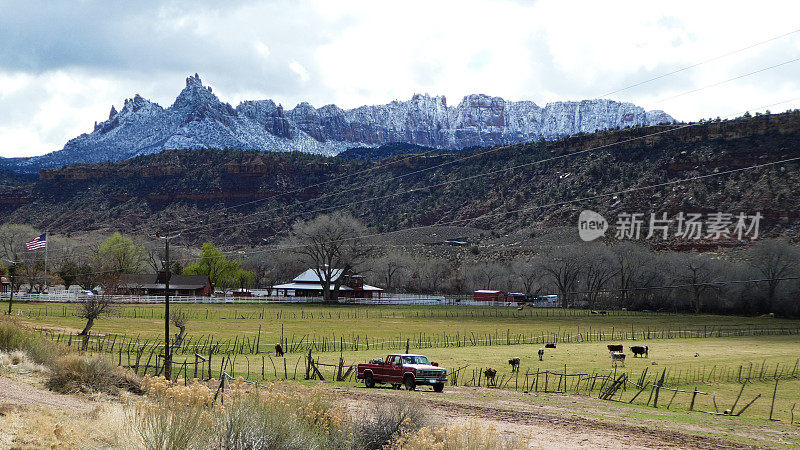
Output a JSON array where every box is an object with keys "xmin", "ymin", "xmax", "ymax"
[{"xmin": 6, "ymin": 301, "xmax": 799, "ymax": 345}]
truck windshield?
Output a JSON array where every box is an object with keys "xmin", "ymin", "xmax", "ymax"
[{"xmin": 401, "ymin": 356, "xmax": 430, "ymax": 365}]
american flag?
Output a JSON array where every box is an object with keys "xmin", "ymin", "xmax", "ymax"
[{"xmin": 25, "ymin": 233, "xmax": 47, "ymax": 251}]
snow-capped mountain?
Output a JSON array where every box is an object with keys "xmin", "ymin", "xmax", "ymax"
[{"xmin": 8, "ymin": 74, "xmax": 673, "ymax": 172}]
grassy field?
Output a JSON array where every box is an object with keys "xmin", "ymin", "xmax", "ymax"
[
  {"xmin": 6, "ymin": 301, "xmax": 800, "ymax": 423},
  {"xmin": 6, "ymin": 301, "xmax": 799, "ymax": 343}
]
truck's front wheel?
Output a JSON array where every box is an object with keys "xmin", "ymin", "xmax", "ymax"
[
  {"xmin": 404, "ymin": 375, "xmax": 416, "ymax": 391},
  {"xmin": 433, "ymin": 383, "xmax": 444, "ymax": 393},
  {"xmin": 365, "ymin": 373, "xmax": 375, "ymax": 388}
]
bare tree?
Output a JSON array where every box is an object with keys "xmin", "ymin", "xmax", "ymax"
[
  {"xmin": 511, "ymin": 258, "xmax": 544, "ymax": 296},
  {"xmin": 581, "ymin": 248, "xmax": 617, "ymax": 308},
  {"xmin": 405, "ymin": 257, "xmax": 452, "ymax": 293},
  {"xmin": 286, "ymin": 212, "xmax": 372, "ymax": 302},
  {"xmin": 77, "ymin": 295, "xmax": 114, "ymax": 336},
  {"xmin": 171, "ymin": 310, "xmax": 188, "ymax": 349},
  {"xmin": 464, "ymin": 262, "xmax": 506, "ymax": 291},
  {"xmin": 371, "ymin": 253, "xmax": 412, "ymax": 292},
  {"xmin": 669, "ymin": 253, "xmax": 721, "ymax": 314},
  {"xmin": 748, "ymin": 239, "xmax": 799, "ymax": 314},
  {"xmin": 610, "ymin": 242, "xmax": 651, "ymax": 309},
  {"xmin": 539, "ymin": 246, "xmax": 583, "ymax": 308},
  {"xmin": 0, "ymin": 224, "xmax": 39, "ymax": 263}
]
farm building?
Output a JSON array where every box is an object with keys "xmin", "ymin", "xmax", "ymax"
[
  {"xmin": 1, "ymin": 276, "xmax": 9, "ymax": 293},
  {"xmin": 117, "ymin": 273, "xmax": 213, "ymax": 297},
  {"xmin": 273, "ymin": 268, "xmax": 383, "ymax": 299},
  {"xmin": 473, "ymin": 290, "xmax": 507, "ymax": 301}
]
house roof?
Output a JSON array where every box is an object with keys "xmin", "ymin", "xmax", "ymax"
[
  {"xmin": 273, "ymin": 282, "xmax": 383, "ymax": 291},
  {"xmin": 120, "ymin": 273, "xmax": 211, "ymax": 290},
  {"xmin": 292, "ymin": 268, "xmax": 345, "ymax": 283},
  {"xmin": 474, "ymin": 290, "xmax": 504, "ymax": 294}
]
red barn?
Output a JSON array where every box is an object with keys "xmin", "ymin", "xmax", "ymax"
[{"xmin": 473, "ymin": 290, "xmax": 507, "ymax": 302}]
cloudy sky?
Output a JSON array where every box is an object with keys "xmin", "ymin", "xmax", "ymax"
[{"xmin": 1, "ymin": 0, "xmax": 800, "ymax": 157}]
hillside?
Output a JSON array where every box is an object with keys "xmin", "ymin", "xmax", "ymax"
[
  {"xmin": 0, "ymin": 74, "xmax": 672, "ymax": 173},
  {"xmin": 0, "ymin": 111, "xmax": 798, "ymax": 247}
]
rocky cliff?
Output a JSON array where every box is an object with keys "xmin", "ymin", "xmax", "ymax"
[{"xmin": 4, "ymin": 74, "xmax": 673, "ymax": 173}]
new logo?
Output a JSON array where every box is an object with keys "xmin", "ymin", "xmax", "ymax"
[{"xmin": 578, "ymin": 210, "xmax": 608, "ymax": 242}]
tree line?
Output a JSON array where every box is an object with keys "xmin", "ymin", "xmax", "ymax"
[{"xmin": 2, "ymin": 214, "xmax": 798, "ymax": 317}]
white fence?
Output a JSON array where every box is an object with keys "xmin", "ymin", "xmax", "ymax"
[{"xmin": 1, "ymin": 291, "xmax": 560, "ymax": 307}]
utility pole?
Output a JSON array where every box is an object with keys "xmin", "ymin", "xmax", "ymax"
[
  {"xmin": 4, "ymin": 259, "xmax": 19, "ymax": 315},
  {"xmin": 156, "ymin": 232, "xmax": 180, "ymax": 380}
]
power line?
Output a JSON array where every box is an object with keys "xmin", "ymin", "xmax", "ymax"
[
  {"xmin": 601, "ymin": 27, "xmax": 800, "ymax": 97},
  {"xmin": 653, "ymin": 56, "xmax": 800, "ymax": 104}
]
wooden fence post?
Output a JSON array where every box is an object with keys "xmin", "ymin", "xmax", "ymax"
[{"xmin": 770, "ymin": 378, "xmax": 779, "ymax": 420}]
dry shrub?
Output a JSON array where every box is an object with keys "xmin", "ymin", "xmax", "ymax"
[
  {"xmin": 388, "ymin": 420, "xmax": 526, "ymax": 450},
  {"xmin": 351, "ymin": 397, "xmax": 426, "ymax": 450},
  {"xmin": 131, "ymin": 376, "xmax": 215, "ymax": 450},
  {"xmin": 46, "ymin": 353, "xmax": 141, "ymax": 395},
  {"xmin": 219, "ymin": 381, "xmax": 352, "ymax": 449},
  {"xmin": 0, "ymin": 350, "xmax": 50, "ymax": 374},
  {"xmin": 0, "ymin": 321, "xmax": 64, "ymax": 365}
]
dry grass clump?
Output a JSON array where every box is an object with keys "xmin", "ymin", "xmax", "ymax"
[
  {"xmin": 46, "ymin": 353, "xmax": 142, "ymax": 395},
  {"xmin": 388, "ymin": 420, "xmax": 526, "ymax": 450},
  {"xmin": 0, "ymin": 350, "xmax": 50, "ymax": 374}
]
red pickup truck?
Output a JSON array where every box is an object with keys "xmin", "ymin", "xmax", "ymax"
[{"xmin": 357, "ymin": 354, "xmax": 447, "ymax": 392}]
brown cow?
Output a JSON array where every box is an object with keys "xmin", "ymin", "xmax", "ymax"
[
  {"xmin": 484, "ymin": 368, "xmax": 497, "ymax": 386},
  {"xmin": 607, "ymin": 344, "xmax": 623, "ymax": 353},
  {"xmin": 275, "ymin": 343, "xmax": 284, "ymax": 357}
]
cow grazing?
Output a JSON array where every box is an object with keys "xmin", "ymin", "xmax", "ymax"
[
  {"xmin": 509, "ymin": 357, "xmax": 520, "ymax": 372},
  {"xmin": 275, "ymin": 343, "xmax": 284, "ymax": 357},
  {"xmin": 630, "ymin": 345, "xmax": 648, "ymax": 358},
  {"xmin": 545, "ymin": 343, "xmax": 556, "ymax": 349},
  {"xmin": 607, "ymin": 344, "xmax": 623, "ymax": 353},
  {"xmin": 538, "ymin": 348, "xmax": 545, "ymax": 361},
  {"xmin": 484, "ymin": 368, "xmax": 497, "ymax": 385},
  {"xmin": 610, "ymin": 352, "xmax": 626, "ymax": 366}
]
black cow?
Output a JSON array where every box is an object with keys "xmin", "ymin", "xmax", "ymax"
[
  {"xmin": 509, "ymin": 357, "xmax": 520, "ymax": 372},
  {"xmin": 545, "ymin": 343, "xmax": 556, "ymax": 349},
  {"xmin": 275, "ymin": 342, "xmax": 284, "ymax": 357},
  {"xmin": 630, "ymin": 345, "xmax": 649, "ymax": 358}
]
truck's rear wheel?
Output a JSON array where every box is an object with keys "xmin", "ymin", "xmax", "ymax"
[
  {"xmin": 403, "ymin": 375, "xmax": 416, "ymax": 391},
  {"xmin": 433, "ymin": 383, "xmax": 444, "ymax": 393},
  {"xmin": 364, "ymin": 373, "xmax": 375, "ymax": 388}
]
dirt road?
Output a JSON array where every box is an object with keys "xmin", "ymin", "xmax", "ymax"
[{"xmin": 334, "ymin": 385, "xmax": 760, "ymax": 449}]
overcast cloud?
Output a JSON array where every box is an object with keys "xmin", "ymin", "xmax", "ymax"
[{"xmin": 1, "ymin": 0, "xmax": 800, "ymax": 157}]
